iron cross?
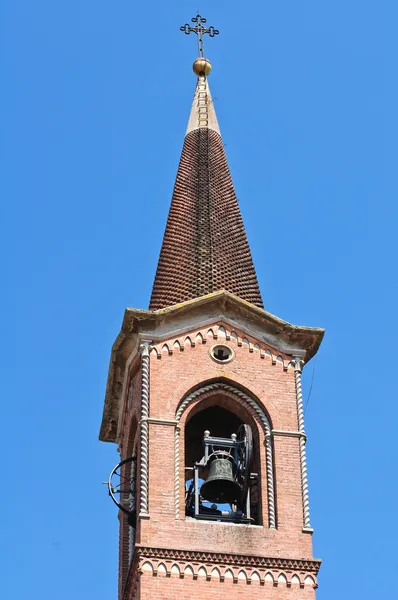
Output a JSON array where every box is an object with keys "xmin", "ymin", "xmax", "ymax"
[{"xmin": 180, "ymin": 14, "xmax": 219, "ymax": 58}]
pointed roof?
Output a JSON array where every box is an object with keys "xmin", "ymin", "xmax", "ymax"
[{"xmin": 149, "ymin": 75, "xmax": 263, "ymax": 311}]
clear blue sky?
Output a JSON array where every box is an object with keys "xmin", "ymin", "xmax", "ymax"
[{"xmin": 1, "ymin": 1, "xmax": 397, "ymax": 598}]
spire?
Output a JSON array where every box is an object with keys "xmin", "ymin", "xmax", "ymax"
[{"xmin": 149, "ymin": 17, "xmax": 263, "ymax": 311}]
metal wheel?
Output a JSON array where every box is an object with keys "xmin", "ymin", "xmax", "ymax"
[{"xmin": 107, "ymin": 456, "xmax": 137, "ymax": 517}]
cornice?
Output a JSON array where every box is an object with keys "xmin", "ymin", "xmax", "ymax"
[{"xmin": 134, "ymin": 545, "xmax": 321, "ymax": 574}]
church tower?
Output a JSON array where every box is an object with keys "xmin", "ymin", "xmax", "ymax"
[{"xmin": 100, "ymin": 14, "xmax": 324, "ymax": 600}]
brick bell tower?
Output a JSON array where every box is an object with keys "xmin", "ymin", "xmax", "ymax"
[{"xmin": 100, "ymin": 13, "xmax": 324, "ymax": 600}]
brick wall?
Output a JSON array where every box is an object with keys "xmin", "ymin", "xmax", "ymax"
[{"xmin": 117, "ymin": 322, "xmax": 319, "ymax": 599}]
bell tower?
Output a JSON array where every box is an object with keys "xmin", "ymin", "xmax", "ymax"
[{"xmin": 100, "ymin": 13, "xmax": 324, "ymax": 600}]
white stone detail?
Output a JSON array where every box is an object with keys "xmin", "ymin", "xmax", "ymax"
[
  {"xmin": 139, "ymin": 342, "xmax": 151, "ymax": 516},
  {"xmin": 157, "ymin": 563, "xmax": 167, "ymax": 574},
  {"xmin": 304, "ymin": 575, "xmax": 315, "ymax": 586},
  {"xmin": 184, "ymin": 565, "xmax": 194, "ymax": 576},
  {"xmin": 251, "ymin": 571, "xmax": 260, "ymax": 582},
  {"xmin": 238, "ymin": 570, "xmax": 247, "ymax": 581},
  {"xmin": 186, "ymin": 78, "xmax": 220, "ymax": 135},
  {"xmin": 264, "ymin": 572, "xmax": 274, "ymax": 582},
  {"xmin": 295, "ymin": 358, "xmax": 311, "ymax": 529},
  {"xmin": 197, "ymin": 567, "xmax": 207, "ymax": 578},
  {"xmin": 170, "ymin": 564, "xmax": 180, "ymax": 576},
  {"xmin": 184, "ymin": 336, "xmax": 193, "ymax": 348},
  {"xmin": 141, "ymin": 561, "xmax": 153, "ymax": 573},
  {"xmin": 224, "ymin": 569, "xmax": 234, "ymax": 579},
  {"xmin": 195, "ymin": 332, "xmax": 204, "ymax": 344},
  {"xmin": 217, "ymin": 326, "xmax": 226, "ymax": 339},
  {"xmin": 291, "ymin": 575, "xmax": 300, "ymax": 585}
]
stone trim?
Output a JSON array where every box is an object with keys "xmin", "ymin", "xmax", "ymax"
[
  {"xmin": 174, "ymin": 382, "xmax": 276, "ymax": 529},
  {"xmin": 146, "ymin": 417, "xmax": 178, "ymax": 426},
  {"xmin": 139, "ymin": 341, "xmax": 151, "ymax": 516},
  {"xmin": 272, "ymin": 429, "xmax": 305, "ymax": 439},
  {"xmin": 294, "ymin": 358, "xmax": 311, "ymax": 530}
]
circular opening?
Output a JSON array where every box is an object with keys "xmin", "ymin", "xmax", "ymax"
[{"xmin": 210, "ymin": 344, "xmax": 234, "ymax": 363}]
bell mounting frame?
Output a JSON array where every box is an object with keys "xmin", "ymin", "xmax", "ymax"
[{"xmin": 236, "ymin": 424, "xmax": 253, "ymax": 508}]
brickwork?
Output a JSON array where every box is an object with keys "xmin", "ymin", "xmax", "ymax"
[
  {"xmin": 149, "ymin": 128, "xmax": 263, "ymax": 310},
  {"xmin": 116, "ymin": 321, "xmax": 319, "ymax": 599},
  {"xmin": 136, "ymin": 570, "xmax": 317, "ymax": 600}
]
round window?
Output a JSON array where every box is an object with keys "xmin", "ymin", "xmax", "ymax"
[{"xmin": 210, "ymin": 344, "xmax": 234, "ymax": 364}]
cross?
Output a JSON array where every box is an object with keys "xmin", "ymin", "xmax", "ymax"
[{"xmin": 180, "ymin": 13, "xmax": 219, "ymax": 58}]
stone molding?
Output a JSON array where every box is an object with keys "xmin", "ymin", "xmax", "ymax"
[
  {"xmin": 294, "ymin": 358, "xmax": 311, "ymax": 529},
  {"xmin": 139, "ymin": 341, "xmax": 151, "ymax": 516},
  {"xmin": 131, "ymin": 546, "xmax": 319, "ymax": 591},
  {"xmin": 174, "ymin": 382, "xmax": 276, "ymax": 529}
]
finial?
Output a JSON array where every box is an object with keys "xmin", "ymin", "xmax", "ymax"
[{"xmin": 180, "ymin": 13, "xmax": 219, "ymax": 76}]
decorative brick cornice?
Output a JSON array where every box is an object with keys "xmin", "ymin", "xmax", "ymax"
[{"xmin": 135, "ymin": 545, "xmax": 321, "ymax": 574}]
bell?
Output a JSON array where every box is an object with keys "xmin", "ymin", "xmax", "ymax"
[{"xmin": 200, "ymin": 453, "xmax": 241, "ymax": 504}]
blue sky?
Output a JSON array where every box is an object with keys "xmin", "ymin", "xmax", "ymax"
[{"xmin": 1, "ymin": 1, "xmax": 397, "ymax": 598}]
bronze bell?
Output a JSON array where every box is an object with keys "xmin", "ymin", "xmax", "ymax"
[{"xmin": 200, "ymin": 453, "xmax": 241, "ymax": 504}]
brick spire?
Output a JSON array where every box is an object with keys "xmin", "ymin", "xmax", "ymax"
[{"xmin": 149, "ymin": 74, "xmax": 263, "ymax": 311}]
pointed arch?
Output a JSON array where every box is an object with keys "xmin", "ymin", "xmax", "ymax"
[
  {"xmin": 195, "ymin": 332, "xmax": 204, "ymax": 344},
  {"xmin": 230, "ymin": 331, "xmax": 238, "ymax": 343},
  {"xmin": 211, "ymin": 567, "xmax": 221, "ymax": 580},
  {"xmin": 170, "ymin": 564, "xmax": 180, "ymax": 576},
  {"xmin": 206, "ymin": 327, "xmax": 216, "ymax": 339},
  {"xmin": 217, "ymin": 326, "xmax": 226, "ymax": 339},
  {"xmin": 174, "ymin": 380, "xmax": 276, "ymax": 528},
  {"xmin": 173, "ymin": 340, "xmax": 182, "ymax": 351},
  {"xmin": 150, "ymin": 347, "xmax": 159, "ymax": 359},
  {"xmin": 141, "ymin": 561, "xmax": 153, "ymax": 573},
  {"xmin": 184, "ymin": 336, "xmax": 193, "ymax": 348}
]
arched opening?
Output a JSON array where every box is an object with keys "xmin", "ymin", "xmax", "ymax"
[{"xmin": 184, "ymin": 395, "xmax": 261, "ymax": 524}]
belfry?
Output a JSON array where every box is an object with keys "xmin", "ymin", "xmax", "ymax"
[{"xmin": 100, "ymin": 13, "xmax": 324, "ymax": 600}]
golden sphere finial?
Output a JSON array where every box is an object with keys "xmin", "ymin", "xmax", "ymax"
[{"xmin": 193, "ymin": 57, "xmax": 212, "ymax": 77}]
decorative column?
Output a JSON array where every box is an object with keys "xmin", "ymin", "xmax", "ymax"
[
  {"xmin": 264, "ymin": 431, "xmax": 276, "ymax": 529},
  {"xmin": 294, "ymin": 358, "xmax": 312, "ymax": 531},
  {"xmin": 139, "ymin": 340, "xmax": 151, "ymax": 517}
]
